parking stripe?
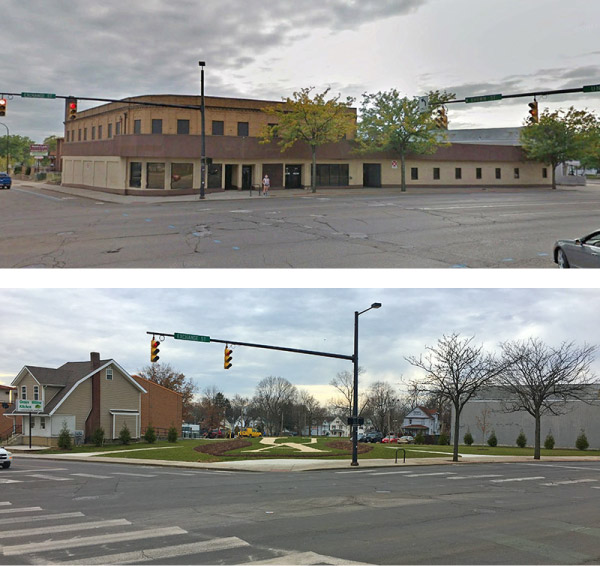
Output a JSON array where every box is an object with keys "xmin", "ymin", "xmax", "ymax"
[
  {"xmin": 0, "ymin": 518, "xmax": 131, "ymax": 539},
  {"xmin": 490, "ymin": 476, "xmax": 545, "ymax": 483}
]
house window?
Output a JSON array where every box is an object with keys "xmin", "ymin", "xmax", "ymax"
[
  {"xmin": 78, "ymin": 129, "xmax": 82, "ymax": 141},
  {"xmin": 33, "ymin": 385, "xmax": 39, "ymax": 401},
  {"xmin": 84, "ymin": 128, "xmax": 87, "ymax": 141},
  {"xmin": 455, "ymin": 167, "xmax": 462, "ymax": 180},
  {"xmin": 98, "ymin": 125, "xmax": 103, "ymax": 140},
  {"xmin": 134, "ymin": 120, "xmax": 141, "ymax": 134},
  {"xmin": 237, "ymin": 122, "xmax": 249, "ymax": 137},
  {"xmin": 495, "ymin": 167, "xmax": 501, "ymax": 179},
  {"xmin": 177, "ymin": 119, "xmax": 190, "ymax": 135},
  {"xmin": 433, "ymin": 167, "xmax": 440, "ymax": 180},
  {"xmin": 130, "ymin": 162, "xmax": 142, "ymax": 188},
  {"xmin": 108, "ymin": 123, "xmax": 113, "ymax": 138},
  {"xmin": 91, "ymin": 126, "xmax": 96, "ymax": 140},
  {"xmin": 106, "ymin": 368, "xmax": 113, "ymax": 380},
  {"xmin": 542, "ymin": 167, "xmax": 548, "ymax": 178},
  {"xmin": 212, "ymin": 120, "xmax": 224, "ymax": 135},
  {"xmin": 21, "ymin": 385, "xmax": 27, "ymax": 400},
  {"xmin": 476, "ymin": 167, "xmax": 482, "ymax": 179},
  {"xmin": 411, "ymin": 167, "xmax": 418, "ymax": 180},
  {"xmin": 152, "ymin": 119, "xmax": 163, "ymax": 134},
  {"xmin": 514, "ymin": 167, "xmax": 520, "ymax": 179},
  {"xmin": 40, "ymin": 417, "xmax": 46, "ymax": 430}
]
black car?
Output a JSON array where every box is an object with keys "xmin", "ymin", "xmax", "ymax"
[
  {"xmin": 554, "ymin": 230, "xmax": 600, "ymax": 268},
  {"xmin": 365, "ymin": 431, "xmax": 383, "ymax": 443}
]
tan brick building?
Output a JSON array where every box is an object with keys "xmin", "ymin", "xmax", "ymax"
[{"xmin": 61, "ymin": 94, "xmax": 551, "ymax": 196}]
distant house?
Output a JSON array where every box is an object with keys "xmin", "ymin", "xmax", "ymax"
[
  {"xmin": 7, "ymin": 352, "xmax": 147, "ymax": 447},
  {"xmin": 401, "ymin": 407, "xmax": 441, "ymax": 437},
  {"xmin": 0, "ymin": 385, "xmax": 20, "ymax": 441}
]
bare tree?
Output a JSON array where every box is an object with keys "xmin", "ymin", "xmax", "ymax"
[
  {"xmin": 475, "ymin": 407, "xmax": 493, "ymax": 445},
  {"xmin": 365, "ymin": 381, "xmax": 399, "ymax": 434},
  {"xmin": 329, "ymin": 368, "xmax": 368, "ymax": 417},
  {"xmin": 499, "ymin": 338, "xmax": 597, "ymax": 459},
  {"xmin": 229, "ymin": 394, "xmax": 250, "ymax": 430},
  {"xmin": 298, "ymin": 391, "xmax": 325, "ymax": 436},
  {"xmin": 406, "ymin": 334, "xmax": 504, "ymax": 462},
  {"xmin": 253, "ymin": 376, "xmax": 298, "ymax": 435}
]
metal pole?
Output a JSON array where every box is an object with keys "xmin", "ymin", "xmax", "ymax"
[
  {"xmin": 0, "ymin": 123, "xmax": 8, "ymax": 172},
  {"xmin": 29, "ymin": 412, "xmax": 32, "ymax": 449},
  {"xmin": 199, "ymin": 61, "xmax": 206, "ymax": 200},
  {"xmin": 351, "ymin": 310, "xmax": 359, "ymax": 466}
]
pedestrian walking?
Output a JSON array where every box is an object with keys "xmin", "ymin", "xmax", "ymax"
[{"xmin": 262, "ymin": 174, "xmax": 270, "ymax": 196}]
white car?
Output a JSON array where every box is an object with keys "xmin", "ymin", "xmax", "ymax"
[
  {"xmin": 398, "ymin": 436, "xmax": 415, "ymax": 444},
  {"xmin": 0, "ymin": 446, "xmax": 13, "ymax": 468}
]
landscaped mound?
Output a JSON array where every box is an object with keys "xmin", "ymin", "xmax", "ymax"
[{"xmin": 195, "ymin": 438, "xmax": 252, "ymax": 456}]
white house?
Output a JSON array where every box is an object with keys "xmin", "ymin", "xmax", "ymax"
[{"xmin": 401, "ymin": 406, "xmax": 440, "ymax": 437}]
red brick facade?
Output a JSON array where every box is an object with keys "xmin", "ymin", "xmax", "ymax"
[
  {"xmin": 132, "ymin": 375, "xmax": 183, "ymax": 437},
  {"xmin": 0, "ymin": 385, "xmax": 19, "ymax": 440}
]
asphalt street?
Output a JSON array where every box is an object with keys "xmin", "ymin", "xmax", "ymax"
[
  {"xmin": 1, "ymin": 181, "xmax": 599, "ymax": 268},
  {"xmin": 1, "ymin": 457, "xmax": 600, "ymax": 564}
]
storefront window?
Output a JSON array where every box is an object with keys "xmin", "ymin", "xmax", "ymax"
[
  {"xmin": 147, "ymin": 162, "xmax": 165, "ymax": 189},
  {"xmin": 207, "ymin": 164, "xmax": 223, "ymax": 189},
  {"xmin": 130, "ymin": 162, "xmax": 142, "ymax": 188},
  {"xmin": 171, "ymin": 163, "xmax": 193, "ymax": 189}
]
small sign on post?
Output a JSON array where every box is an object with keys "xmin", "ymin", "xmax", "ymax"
[{"xmin": 17, "ymin": 400, "xmax": 43, "ymax": 412}]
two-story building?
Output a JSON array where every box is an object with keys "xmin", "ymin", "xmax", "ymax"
[
  {"xmin": 60, "ymin": 94, "xmax": 551, "ymax": 196},
  {"xmin": 401, "ymin": 406, "xmax": 441, "ymax": 437}
]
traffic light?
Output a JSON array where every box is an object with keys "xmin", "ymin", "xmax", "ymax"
[
  {"xmin": 150, "ymin": 339, "xmax": 160, "ymax": 363},
  {"xmin": 67, "ymin": 98, "xmax": 77, "ymax": 120},
  {"xmin": 224, "ymin": 346, "xmax": 233, "ymax": 370},
  {"xmin": 528, "ymin": 100, "xmax": 539, "ymax": 124},
  {"xmin": 435, "ymin": 107, "xmax": 448, "ymax": 129},
  {"xmin": 0, "ymin": 99, "xmax": 6, "ymax": 117}
]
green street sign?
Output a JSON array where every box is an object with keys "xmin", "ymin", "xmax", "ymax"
[
  {"xmin": 174, "ymin": 332, "xmax": 211, "ymax": 343},
  {"xmin": 21, "ymin": 92, "xmax": 57, "ymax": 99},
  {"xmin": 465, "ymin": 94, "xmax": 503, "ymax": 104},
  {"xmin": 583, "ymin": 84, "xmax": 600, "ymax": 93}
]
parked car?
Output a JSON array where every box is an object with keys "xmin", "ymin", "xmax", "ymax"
[
  {"xmin": 0, "ymin": 446, "xmax": 13, "ymax": 468},
  {"xmin": 205, "ymin": 429, "xmax": 229, "ymax": 439},
  {"xmin": 365, "ymin": 431, "xmax": 383, "ymax": 443},
  {"xmin": 381, "ymin": 434, "xmax": 399, "ymax": 444},
  {"xmin": 357, "ymin": 433, "xmax": 366, "ymax": 442},
  {"xmin": 238, "ymin": 427, "xmax": 262, "ymax": 438},
  {"xmin": 398, "ymin": 435, "xmax": 415, "ymax": 444},
  {"xmin": 554, "ymin": 230, "xmax": 600, "ymax": 268},
  {"xmin": 0, "ymin": 172, "xmax": 11, "ymax": 190}
]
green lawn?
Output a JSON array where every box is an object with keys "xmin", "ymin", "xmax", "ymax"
[{"xmin": 37, "ymin": 437, "xmax": 600, "ymax": 462}]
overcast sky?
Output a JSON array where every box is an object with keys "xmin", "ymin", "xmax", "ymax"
[
  {"xmin": 3, "ymin": 0, "xmax": 600, "ymax": 142},
  {"xmin": 2, "ymin": 287, "xmax": 599, "ymax": 405}
]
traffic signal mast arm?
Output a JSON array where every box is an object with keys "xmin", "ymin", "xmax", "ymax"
[{"xmin": 146, "ymin": 331, "xmax": 354, "ymax": 362}]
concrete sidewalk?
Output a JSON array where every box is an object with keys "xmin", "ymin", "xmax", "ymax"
[{"xmin": 9, "ymin": 445, "xmax": 600, "ymax": 472}]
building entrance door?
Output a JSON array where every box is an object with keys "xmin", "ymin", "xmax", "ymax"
[
  {"xmin": 225, "ymin": 165, "xmax": 236, "ymax": 190},
  {"xmin": 242, "ymin": 165, "xmax": 253, "ymax": 190},
  {"xmin": 285, "ymin": 165, "xmax": 302, "ymax": 189},
  {"xmin": 363, "ymin": 163, "xmax": 382, "ymax": 187}
]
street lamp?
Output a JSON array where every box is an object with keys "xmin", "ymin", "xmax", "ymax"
[
  {"xmin": 351, "ymin": 302, "xmax": 382, "ymax": 466},
  {"xmin": 0, "ymin": 122, "xmax": 8, "ymax": 173},
  {"xmin": 199, "ymin": 61, "xmax": 206, "ymax": 200}
]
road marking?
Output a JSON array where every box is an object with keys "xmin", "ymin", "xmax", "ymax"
[
  {"xmin": 369, "ymin": 471, "xmax": 412, "ymax": 476},
  {"xmin": 526, "ymin": 464, "xmax": 600, "ymax": 472},
  {"xmin": 58, "ymin": 536, "xmax": 250, "ymax": 565},
  {"xmin": 404, "ymin": 472, "xmax": 457, "ymax": 478},
  {"xmin": 0, "ymin": 506, "xmax": 43, "ymax": 514},
  {"xmin": 71, "ymin": 473, "xmax": 114, "ymax": 479},
  {"xmin": 540, "ymin": 479, "xmax": 598, "ymax": 486},
  {"xmin": 447, "ymin": 475, "xmax": 504, "ymax": 480},
  {"xmin": 0, "ymin": 502, "xmax": 10, "ymax": 506},
  {"xmin": 247, "ymin": 551, "xmax": 371, "ymax": 565},
  {"xmin": 10, "ymin": 188, "xmax": 65, "ymax": 201},
  {"xmin": 3, "ymin": 526, "xmax": 187, "ymax": 556},
  {"xmin": 26, "ymin": 474, "xmax": 73, "ymax": 481},
  {"xmin": 0, "ymin": 479, "xmax": 21, "ymax": 484},
  {"xmin": 112, "ymin": 472, "xmax": 157, "ymax": 477},
  {"xmin": 490, "ymin": 476, "xmax": 545, "ymax": 483},
  {"xmin": 335, "ymin": 469, "xmax": 374, "ymax": 474},
  {"xmin": 482, "ymin": 533, "xmax": 590, "ymax": 563},
  {"xmin": 0, "ymin": 513, "xmax": 84, "ymax": 526},
  {"xmin": 3, "ymin": 468, "xmax": 68, "ymax": 473},
  {"xmin": 0, "ymin": 518, "xmax": 131, "ymax": 539}
]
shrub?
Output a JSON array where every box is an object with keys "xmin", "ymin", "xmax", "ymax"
[
  {"xmin": 576, "ymin": 430, "xmax": 589, "ymax": 451},
  {"xmin": 167, "ymin": 426, "xmax": 178, "ymax": 443},
  {"xmin": 516, "ymin": 430, "xmax": 527, "ymax": 448},
  {"xmin": 119, "ymin": 423, "xmax": 132, "ymax": 445},
  {"xmin": 414, "ymin": 432, "xmax": 425, "ymax": 445},
  {"xmin": 487, "ymin": 430, "xmax": 498, "ymax": 447},
  {"xmin": 438, "ymin": 433, "xmax": 449, "ymax": 445},
  {"xmin": 544, "ymin": 433, "xmax": 555, "ymax": 450},
  {"xmin": 463, "ymin": 430, "xmax": 474, "ymax": 446},
  {"xmin": 144, "ymin": 425, "xmax": 157, "ymax": 444},
  {"xmin": 92, "ymin": 427, "xmax": 105, "ymax": 447},
  {"xmin": 57, "ymin": 421, "xmax": 72, "ymax": 450},
  {"xmin": 14, "ymin": 165, "xmax": 22, "ymax": 174},
  {"xmin": 25, "ymin": 166, "xmax": 31, "ymax": 175}
]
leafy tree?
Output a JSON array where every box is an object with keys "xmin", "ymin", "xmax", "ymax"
[
  {"xmin": 261, "ymin": 87, "xmax": 356, "ymax": 193},
  {"xmin": 92, "ymin": 427, "xmax": 105, "ymax": 447},
  {"xmin": 356, "ymin": 89, "xmax": 455, "ymax": 191},
  {"xmin": 144, "ymin": 425, "xmax": 157, "ymax": 444},
  {"xmin": 0, "ymin": 134, "xmax": 37, "ymax": 169},
  {"xmin": 119, "ymin": 423, "xmax": 131, "ymax": 445},
  {"xmin": 463, "ymin": 430, "xmax": 474, "ymax": 446},
  {"xmin": 516, "ymin": 430, "xmax": 527, "ymax": 448},
  {"xmin": 520, "ymin": 106, "xmax": 598, "ymax": 189},
  {"xmin": 138, "ymin": 362, "xmax": 198, "ymax": 421},
  {"xmin": 406, "ymin": 333, "xmax": 504, "ymax": 462},
  {"xmin": 544, "ymin": 433, "xmax": 555, "ymax": 450},
  {"xmin": 576, "ymin": 429, "xmax": 589, "ymax": 451},
  {"xmin": 499, "ymin": 338, "xmax": 596, "ymax": 460},
  {"xmin": 200, "ymin": 386, "xmax": 231, "ymax": 430},
  {"xmin": 58, "ymin": 421, "xmax": 72, "ymax": 450},
  {"xmin": 167, "ymin": 426, "xmax": 178, "ymax": 443},
  {"xmin": 487, "ymin": 430, "xmax": 498, "ymax": 447}
]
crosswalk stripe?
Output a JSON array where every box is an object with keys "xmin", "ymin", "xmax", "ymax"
[
  {"xmin": 540, "ymin": 479, "xmax": 598, "ymax": 486},
  {"xmin": 58, "ymin": 536, "xmax": 250, "ymax": 565},
  {"xmin": 70, "ymin": 473, "xmax": 113, "ymax": 479},
  {"xmin": 0, "ymin": 519, "xmax": 131, "ymax": 539},
  {"xmin": 3, "ymin": 468, "xmax": 68, "ymax": 474},
  {"xmin": 404, "ymin": 472, "xmax": 456, "ymax": 478},
  {"xmin": 490, "ymin": 476, "xmax": 545, "ymax": 483},
  {"xmin": 447, "ymin": 475, "xmax": 504, "ymax": 480},
  {"xmin": 0, "ymin": 479, "xmax": 21, "ymax": 484},
  {"xmin": 0, "ymin": 502, "xmax": 11, "ymax": 506},
  {"xmin": 112, "ymin": 472, "xmax": 157, "ymax": 478},
  {"xmin": 245, "ymin": 551, "xmax": 372, "ymax": 565},
  {"xmin": 0, "ymin": 512, "xmax": 84, "ymax": 526},
  {"xmin": 3, "ymin": 526, "xmax": 187, "ymax": 556},
  {"xmin": 26, "ymin": 474, "xmax": 72, "ymax": 481},
  {"xmin": 0, "ymin": 507, "xmax": 43, "ymax": 514},
  {"xmin": 369, "ymin": 471, "xmax": 411, "ymax": 476}
]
